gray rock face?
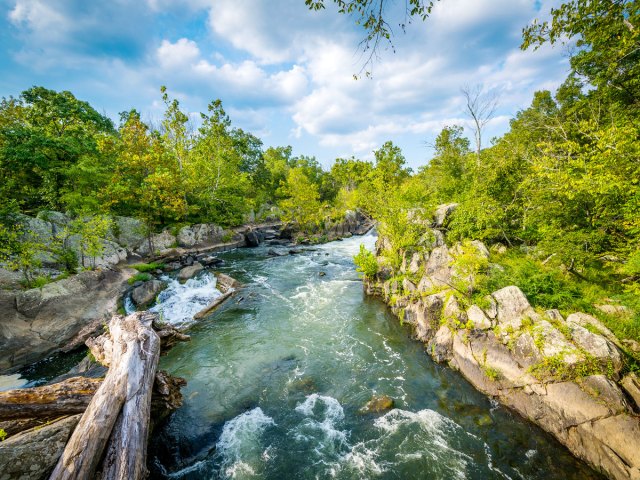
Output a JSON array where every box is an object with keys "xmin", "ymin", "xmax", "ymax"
[
  {"xmin": 491, "ymin": 286, "xmax": 539, "ymax": 330},
  {"xmin": 178, "ymin": 262, "xmax": 203, "ymax": 281},
  {"xmin": 466, "ymin": 305, "xmax": 491, "ymax": 329},
  {"xmin": 433, "ymin": 203, "xmax": 458, "ymax": 227},
  {"xmin": 0, "ymin": 414, "xmax": 81, "ymax": 480},
  {"xmin": 621, "ymin": 373, "xmax": 640, "ymax": 411},
  {"xmin": 131, "ymin": 280, "xmax": 165, "ymax": 307},
  {"xmin": 112, "ymin": 216, "xmax": 146, "ymax": 250},
  {"xmin": 135, "ymin": 230, "xmax": 177, "ymax": 256},
  {"xmin": 177, "ymin": 223, "xmax": 225, "ymax": 248},
  {"xmin": 0, "ymin": 269, "xmax": 131, "ymax": 373}
]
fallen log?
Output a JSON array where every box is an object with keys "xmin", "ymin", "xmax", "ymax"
[
  {"xmin": 0, "ymin": 376, "xmax": 101, "ymax": 421},
  {"xmin": 50, "ymin": 312, "xmax": 160, "ymax": 480},
  {"xmin": 194, "ymin": 291, "xmax": 233, "ymax": 319}
]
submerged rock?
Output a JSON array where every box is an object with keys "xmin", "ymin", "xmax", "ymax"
[{"xmin": 360, "ymin": 395, "xmax": 394, "ymax": 414}]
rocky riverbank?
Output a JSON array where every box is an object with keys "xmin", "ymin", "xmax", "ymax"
[
  {"xmin": 363, "ymin": 206, "xmax": 640, "ymax": 480},
  {"xmin": 0, "ymin": 210, "xmax": 374, "ymax": 374}
]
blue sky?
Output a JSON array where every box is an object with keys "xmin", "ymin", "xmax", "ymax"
[{"xmin": 0, "ymin": 0, "xmax": 569, "ymax": 169}]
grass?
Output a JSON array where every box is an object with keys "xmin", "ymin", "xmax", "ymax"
[
  {"xmin": 127, "ymin": 272, "xmax": 152, "ymax": 285},
  {"xmin": 130, "ymin": 262, "xmax": 165, "ymax": 273}
]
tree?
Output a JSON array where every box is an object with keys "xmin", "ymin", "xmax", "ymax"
[
  {"xmin": 305, "ymin": 0, "xmax": 440, "ymax": 76},
  {"xmin": 279, "ymin": 167, "xmax": 322, "ymax": 231},
  {"xmin": 461, "ymin": 85, "xmax": 499, "ymax": 161},
  {"xmin": 0, "ymin": 87, "xmax": 115, "ymax": 213},
  {"xmin": 522, "ymin": 0, "xmax": 640, "ymax": 109}
]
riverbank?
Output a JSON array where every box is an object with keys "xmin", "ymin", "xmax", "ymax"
[
  {"xmin": 362, "ymin": 206, "xmax": 640, "ymax": 480},
  {"xmin": 0, "ymin": 210, "xmax": 374, "ymax": 375}
]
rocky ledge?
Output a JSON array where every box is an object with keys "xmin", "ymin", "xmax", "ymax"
[{"xmin": 364, "ymin": 210, "xmax": 640, "ymax": 480}]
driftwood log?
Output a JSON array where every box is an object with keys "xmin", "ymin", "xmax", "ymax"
[
  {"xmin": 49, "ymin": 311, "xmax": 185, "ymax": 480},
  {"xmin": 0, "ymin": 376, "xmax": 101, "ymax": 421}
]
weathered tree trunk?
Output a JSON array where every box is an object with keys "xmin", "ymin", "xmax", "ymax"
[
  {"xmin": 0, "ymin": 376, "xmax": 101, "ymax": 421},
  {"xmin": 97, "ymin": 314, "xmax": 160, "ymax": 480},
  {"xmin": 50, "ymin": 312, "xmax": 160, "ymax": 480}
]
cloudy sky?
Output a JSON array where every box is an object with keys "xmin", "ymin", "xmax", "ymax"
[{"xmin": 0, "ymin": 0, "xmax": 569, "ymax": 169}]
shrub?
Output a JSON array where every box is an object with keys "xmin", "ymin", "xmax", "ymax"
[{"xmin": 354, "ymin": 244, "xmax": 378, "ymax": 279}]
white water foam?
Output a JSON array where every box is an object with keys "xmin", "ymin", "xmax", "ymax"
[
  {"xmin": 150, "ymin": 272, "xmax": 222, "ymax": 326},
  {"xmin": 216, "ymin": 407, "xmax": 275, "ymax": 479}
]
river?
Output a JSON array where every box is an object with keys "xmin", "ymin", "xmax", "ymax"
[{"xmin": 143, "ymin": 231, "xmax": 599, "ymax": 480}]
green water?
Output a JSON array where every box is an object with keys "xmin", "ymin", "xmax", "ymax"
[{"xmin": 148, "ymin": 232, "xmax": 599, "ymax": 480}]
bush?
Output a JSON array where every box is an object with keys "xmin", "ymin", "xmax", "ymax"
[{"xmin": 354, "ymin": 244, "xmax": 378, "ymax": 279}]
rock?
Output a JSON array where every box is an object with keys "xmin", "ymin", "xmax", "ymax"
[
  {"xmin": 467, "ymin": 305, "xmax": 491, "ymax": 329},
  {"xmin": 424, "ymin": 245, "xmax": 453, "ymax": 286},
  {"xmin": 360, "ymin": 395, "xmax": 394, "ymax": 414},
  {"xmin": 135, "ymin": 230, "xmax": 177, "ymax": 256},
  {"xmin": 565, "ymin": 312, "xmax": 621, "ymax": 348},
  {"xmin": 595, "ymin": 304, "xmax": 633, "ymax": 318},
  {"xmin": 545, "ymin": 309, "xmax": 564, "ymax": 322},
  {"xmin": 491, "ymin": 286, "xmax": 539, "ymax": 330},
  {"xmin": 408, "ymin": 252, "xmax": 422, "ymax": 274},
  {"xmin": 131, "ymin": 280, "xmax": 165, "ymax": 307},
  {"xmin": 0, "ymin": 414, "xmax": 81, "ymax": 480},
  {"xmin": 405, "ymin": 293, "xmax": 445, "ymax": 342},
  {"xmin": 0, "ymin": 269, "xmax": 131, "ymax": 373},
  {"xmin": 245, "ymin": 230, "xmax": 263, "ymax": 247},
  {"xmin": 402, "ymin": 278, "xmax": 416, "ymax": 294},
  {"xmin": 0, "ymin": 268, "xmax": 23, "ymax": 289},
  {"xmin": 199, "ymin": 255, "xmax": 222, "ymax": 267},
  {"xmin": 216, "ymin": 273, "xmax": 242, "ymax": 293},
  {"xmin": 491, "ymin": 243, "xmax": 507, "ymax": 254},
  {"xmin": 433, "ymin": 203, "xmax": 458, "ymax": 228},
  {"xmin": 566, "ymin": 321, "xmax": 622, "ymax": 374},
  {"xmin": 112, "ymin": 216, "xmax": 146, "ymax": 250},
  {"xmin": 289, "ymin": 249, "xmax": 302, "ymax": 255},
  {"xmin": 578, "ymin": 375, "xmax": 629, "ymax": 414},
  {"xmin": 443, "ymin": 295, "xmax": 467, "ymax": 325},
  {"xmin": 429, "ymin": 326, "xmax": 453, "ymax": 362},
  {"xmin": 163, "ymin": 261, "xmax": 182, "ymax": 272},
  {"xmin": 178, "ymin": 262, "xmax": 203, "ymax": 281},
  {"xmin": 621, "ymin": 373, "xmax": 640, "ymax": 411},
  {"xmin": 319, "ymin": 272, "xmax": 326, "ymax": 277},
  {"xmin": 177, "ymin": 223, "xmax": 224, "ymax": 248},
  {"xmin": 267, "ymin": 249, "xmax": 286, "ymax": 257}
]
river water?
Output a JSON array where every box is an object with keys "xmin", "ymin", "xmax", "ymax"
[{"xmin": 147, "ymin": 232, "xmax": 599, "ymax": 480}]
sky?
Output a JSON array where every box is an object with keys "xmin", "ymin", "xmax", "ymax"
[{"xmin": 0, "ymin": 0, "xmax": 570, "ymax": 169}]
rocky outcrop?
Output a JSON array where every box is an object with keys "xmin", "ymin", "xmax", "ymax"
[
  {"xmin": 0, "ymin": 269, "xmax": 132, "ymax": 374},
  {"xmin": 0, "ymin": 414, "xmax": 81, "ymax": 480},
  {"xmin": 365, "ymin": 211, "xmax": 640, "ymax": 480}
]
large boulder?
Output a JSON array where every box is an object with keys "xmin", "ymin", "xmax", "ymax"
[
  {"xmin": 178, "ymin": 262, "xmax": 203, "ymax": 281},
  {"xmin": 177, "ymin": 223, "xmax": 225, "ymax": 248},
  {"xmin": 135, "ymin": 230, "xmax": 177, "ymax": 256},
  {"xmin": 111, "ymin": 216, "xmax": 146, "ymax": 250},
  {"xmin": 0, "ymin": 269, "xmax": 131, "ymax": 373},
  {"xmin": 131, "ymin": 280, "xmax": 166, "ymax": 307},
  {"xmin": 491, "ymin": 286, "xmax": 540, "ymax": 330},
  {"xmin": 0, "ymin": 414, "xmax": 81, "ymax": 480}
]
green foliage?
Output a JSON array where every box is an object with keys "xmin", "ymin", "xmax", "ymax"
[
  {"xmin": 354, "ymin": 244, "xmax": 378, "ymax": 279},
  {"xmin": 279, "ymin": 167, "xmax": 323, "ymax": 232},
  {"xmin": 0, "ymin": 428, "xmax": 6, "ymax": 441},
  {"xmin": 482, "ymin": 365, "xmax": 500, "ymax": 381},
  {"xmin": 128, "ymin": 273, "xmax": 152, "ymax": 285},
  {"xmin": 131, "ymin": 262, "xmax": 165, "ymax": 273}
]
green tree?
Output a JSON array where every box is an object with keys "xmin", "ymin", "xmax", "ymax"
[{"xmin": 279, "ymin": 167, "xmax": 323, "ymax": 231}]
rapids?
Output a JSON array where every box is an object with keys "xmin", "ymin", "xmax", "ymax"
[{"xmin": 142, "ymin": 232, "xmax": 599, "ymax": 479}]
